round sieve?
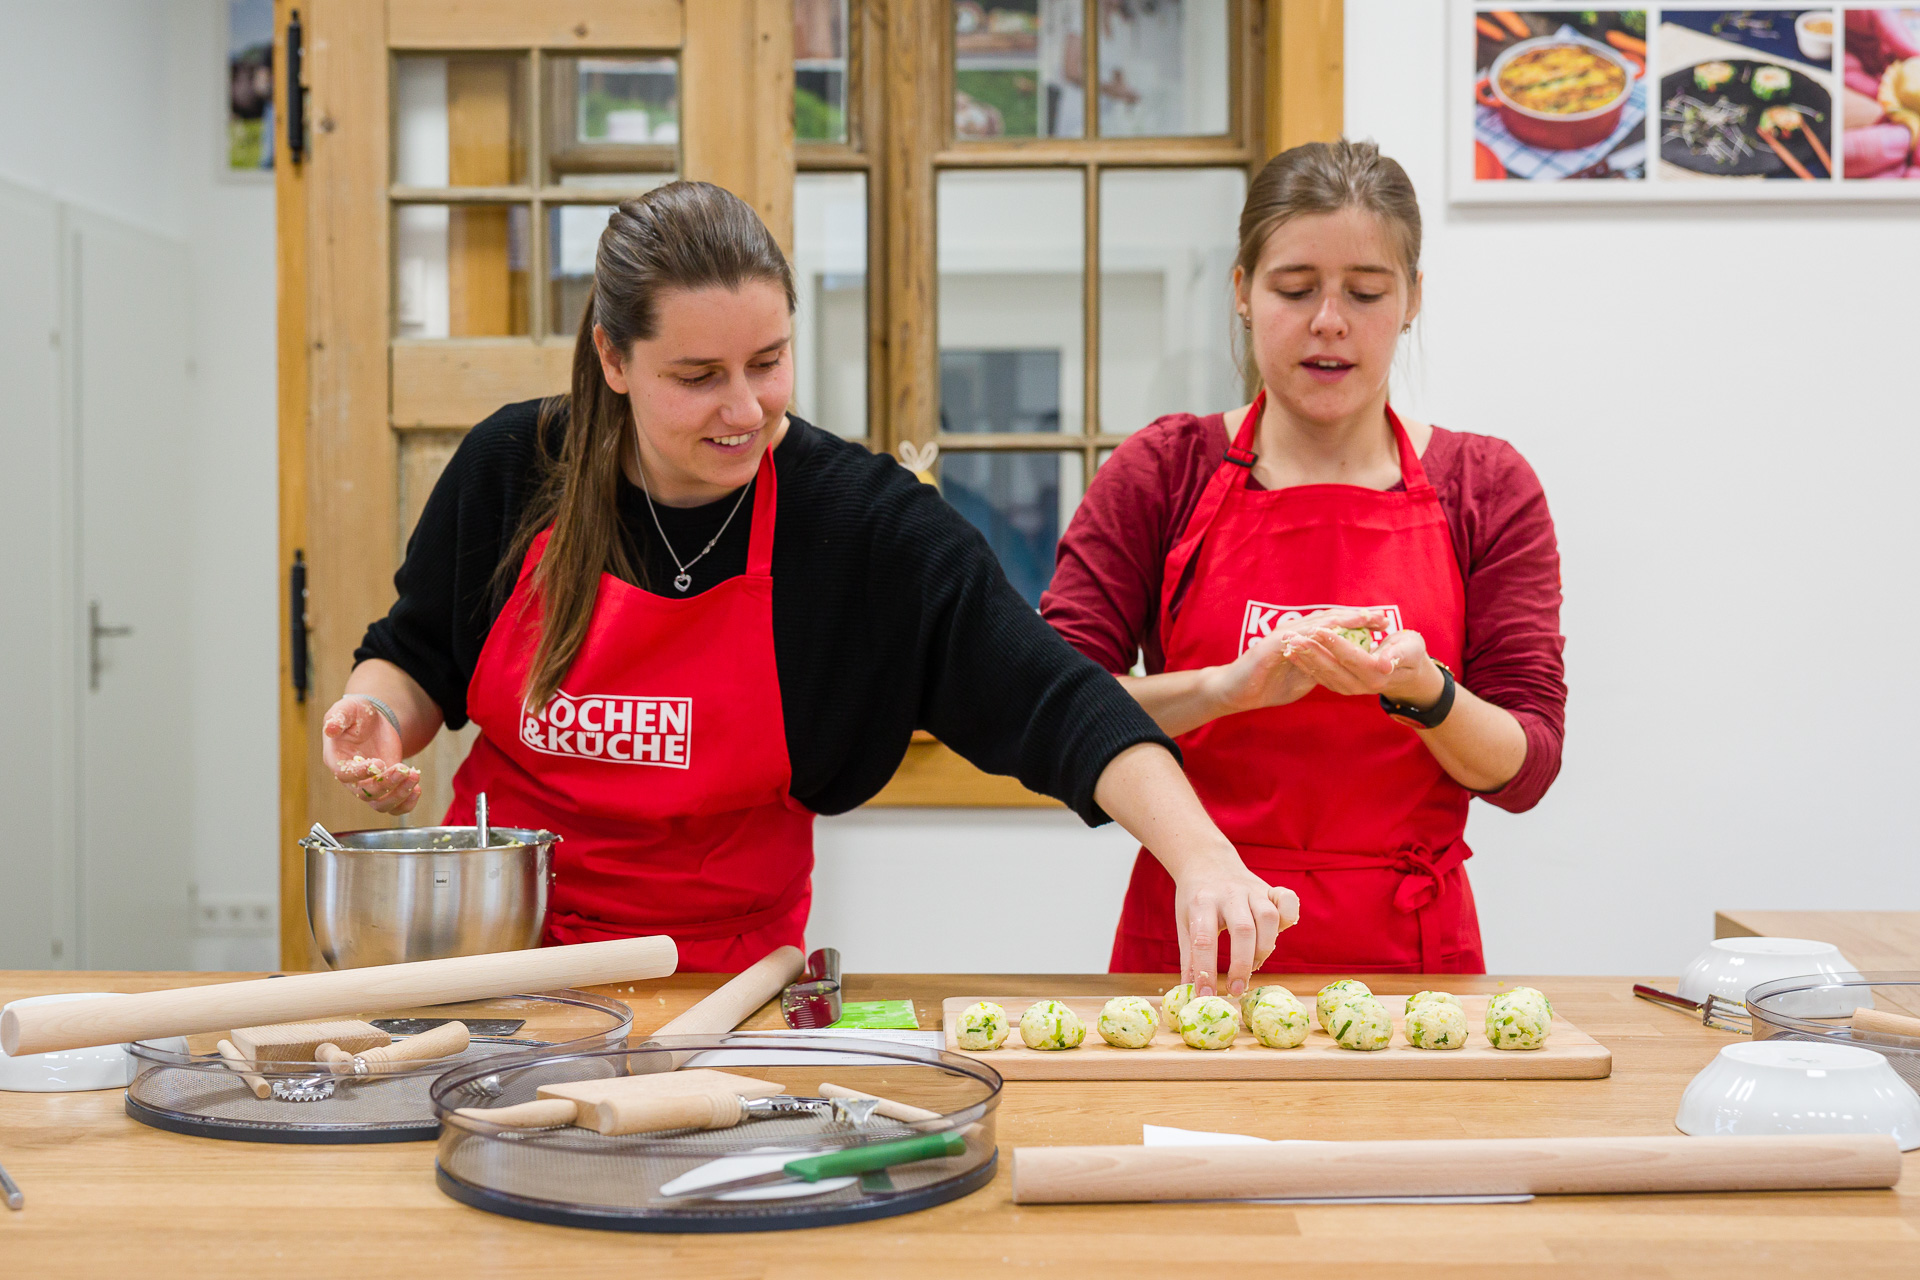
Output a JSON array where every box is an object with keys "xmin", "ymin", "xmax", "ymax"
[
  {"xmin": 124, "ymin": 988, "xmax": 631, "ymax": 1143},
  {"xmin": 1747, "ymin": 971, "xmax": 1920, "ymax": 1095},
  {"xmin": 431, "ymin": 1034, "xmax": 1002, "ymax": 1232}
]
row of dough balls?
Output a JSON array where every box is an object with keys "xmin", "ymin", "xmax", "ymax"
[{"xmin": 953, "ymin": 983, "xmax": 1554, "ymax": 1054}]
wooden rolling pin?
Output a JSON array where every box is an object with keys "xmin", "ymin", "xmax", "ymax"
[
  {"xmin": 317, "ymin": 1018, "xmax": 470, "ymax": 1076},
  {"xmin": 1010, "ymin": 1135, "xmax": 1902, "ymax": 1203},
  {"xmin": 1, "ymin": 935, "xmax": 677, "ymax": 1057},
  {"xmin": 650, "ymin": 945, "xmax": 805, "ymax": 1038},
  {"xmin": 1852, "ymin": 1007, "xmax": 1920, "ymax": 1040}
]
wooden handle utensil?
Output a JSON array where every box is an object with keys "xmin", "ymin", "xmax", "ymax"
[
  {"xmin": 1851, "ymin": 1007, "xmax": 1920, "ymax": 1040},
  {"xmin": 1010, "ymin": 1135, "xmax": 1902, "ymax": 1203},
  {"xmin": 651, "ymin": 946, "xmax": 805, "ymax": 1038},
  {"xmin": 2, "ymin": 935, "xmax": 677, "ymax": 1057},
  {"xmin": 214, "ymin": 1039, "xmax": 272, "ymax": 1100},
  {"xmin": 819, "ymin": 1082, "xmax": 984, "ymax": 1139},
  {"xmin": 318, "ymin": 1018, "xmax": 470, "ymax": 1076},
  {"xmin": 457, "ymin": 1097, "xmax": 581, "ymax": 1129}
]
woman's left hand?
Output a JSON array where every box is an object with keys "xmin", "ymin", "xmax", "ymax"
[{"xmin": 1284, "ymin": 626, "xmax": 1445, "ymax": 708}]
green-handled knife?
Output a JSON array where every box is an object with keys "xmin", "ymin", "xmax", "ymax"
[{"xmin": 660, "ymin": 1131, "xmax": 967, "ymax": 1200}]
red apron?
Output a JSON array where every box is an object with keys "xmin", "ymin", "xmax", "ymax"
[
  {"xmin": 447, "ymin": 447, "xmax": 815, "ymax": 970},
  {"xmin": 1110, "ymin": 393, "xmax": 1482, "ymax": 975}
]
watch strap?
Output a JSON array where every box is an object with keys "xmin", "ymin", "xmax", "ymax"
[{"xmin": 1380, "ymin": 661, "xmax": 1456, "ymax": 729}]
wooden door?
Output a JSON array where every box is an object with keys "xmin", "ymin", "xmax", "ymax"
[{"xmin": 276, "ymin": 0, "xmax": 793, "ymax": 968}]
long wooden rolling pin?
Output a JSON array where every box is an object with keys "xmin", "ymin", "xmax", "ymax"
[
  {"xmin": 1010, "ymin": 1135, "xmax": 1902, "ymax": 1203},
  {"xmin": 1, "ymin": 935, "xmax": 677, "ymax": 1057},
  {"xmin": 634, "ymin": 944, "xmax": 804, "ymax": 1071},
  {"xmin": 1852, "ymin": 1007, "xmax": 1920, "ymax": 1040}
]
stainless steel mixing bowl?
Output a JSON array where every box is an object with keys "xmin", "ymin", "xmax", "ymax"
[{"xmin": 302, "ymin": 826, "xmax": 559, "ymax": 969}]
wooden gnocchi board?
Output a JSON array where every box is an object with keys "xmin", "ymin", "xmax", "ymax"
[{"xmin": 941, "ymin": 994, "xmax": 1611, "ymax": 1081}]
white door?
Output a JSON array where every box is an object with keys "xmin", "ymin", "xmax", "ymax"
[
  {"xmin": 69, "ymin": 207, "xmax": 196, "ymax": 969},
  {"xmin": 0, "ymin": 181, "xmax": 76, "ymax": 969}
]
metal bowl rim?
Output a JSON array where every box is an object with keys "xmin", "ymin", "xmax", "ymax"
[
  {"xmin": 301, "ymin": 825, "xmax": 561, "ymax": 853},
  {"xmin": 123, "ymin": 987, "xmax": 634, "ymax": 1071},
  {"xmin": 432, "ymin": 1032, "xmax": 1004, "ymax": 1143}
]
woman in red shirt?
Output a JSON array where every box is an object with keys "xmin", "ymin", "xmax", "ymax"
[{"xmin": 1043, "ymin": 140, "xmax": 1566, "ymax": 981}]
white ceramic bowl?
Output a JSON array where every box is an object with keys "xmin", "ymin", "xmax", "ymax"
[
  {"xmin": 1796, "ymin": 10, "xmax": 1835, "ymax": 63},
  {"xmin": 0, "ymin": 993, "xmax": 187, "ymax": 1092},
  {"xmin": 1676, "ymin": 937, "xmax": 1865, "ymax": 1014},
  {"xmin": 1676, "ymin": 1040, "xmax": 1920, "ymax": 1150}
]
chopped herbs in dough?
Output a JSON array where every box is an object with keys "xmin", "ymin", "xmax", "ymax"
[
  {"xmin": 1179, "ymin": 995, "xmax": 1240, "ymax": 1050},
  {"xmin": 1485, "ymin": 988, "xmax": 1553, "ymax": 1050},
  {"xmin": 1404, "ymin": 999, "xmax": 1468, "ymax": 1050},
  {"xmin": 955, "ymin": 1001, "xmax": 1009, "ymax": 1051},
  {"xmin": 1316, "ymin": 980, "xmax": 1373, "ymax": 1032},
  {"xmin": 1404, "ymin": 990, "xmax": 1462, "ymax": 1017},
  {"xmin": 1018, "ymin": 999, "xmax": 1086, "ymax": 1051},
  {"xmin": 1097, "ymin": 996, "xmax": 1159, "ymax": 1049},
  {"xmin": 1244, "ymin": 985, "xmax": 1310, "ymax": 1049},
  {"xmin": 1159, "ymin": 982, "xmax": 1196, "ymax": 1032},
  {"xmin": 1328, "ymin": 995, "xmax": 1393, "ymax": 1051}
]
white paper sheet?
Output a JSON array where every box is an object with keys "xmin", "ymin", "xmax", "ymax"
[{"xmin": 1141, "ymin": 1125, "xmax": 1533, "ymax": 1205}]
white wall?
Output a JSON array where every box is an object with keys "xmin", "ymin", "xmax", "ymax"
[{"xmin": 0, "ymin": 0, "xmax": 280, "ymax": 968}]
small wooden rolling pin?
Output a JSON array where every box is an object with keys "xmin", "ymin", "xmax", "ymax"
[
  {"xmin": 317, "ymin": 1018, "xmax": 471, "ymax": 1077},
  {"xmin": 1851, "ymin": 1007, "xmax": 1920, "ymax": 1040},
  {"xmin": 1, "ymin": 935, "xmax": 678, "ymax": 1057},
  {"xmin": 1010, "ymin": 1135, "xmax": 1902, "ymax": 1203}
]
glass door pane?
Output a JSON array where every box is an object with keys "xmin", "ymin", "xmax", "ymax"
[
  {"xmin": 393, "ymin": 55, "xmax": 528, "ymax": 185},
  {"xmin": 1098, "ymin": 167, "xmax": 1244, "ymax": 432},
  {"xmin": 546, "ymin": 56, "xmax": 680, "ymax": 185},
  {"xmin": 395, "ymin": 204, "xmax": 531, "ymax": 337},
  {"xmin": 954, "ymin": 0, "xmax": 1085, "ymax": 139},
  {"xmin": 936, "ymin": 169, "xmax": 1084, "ymax": 436},
  {"xmin": 795, "ymin": 0, "xmax": 850, "ymax": 142},
  {"xmin": 793, "ymin": 172, "xmax": 868, "ymax": 439},
  {"xmin": 1095, "ymin": 0, "xmax": 1230, "ymax": 137},
  {"xmin": 937, "ymin": 449, "xmax": 1085, "ymax": 607}
]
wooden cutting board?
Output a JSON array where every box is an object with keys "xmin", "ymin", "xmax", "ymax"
[{"xmin": 942, "ymin": 994, "xmax": 1611, "ymax": 1081}]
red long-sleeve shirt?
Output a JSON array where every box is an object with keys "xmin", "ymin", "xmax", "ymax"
[{"xmin": 1041, "ymin": 412, "xmax": 1567, "ymax": 812}]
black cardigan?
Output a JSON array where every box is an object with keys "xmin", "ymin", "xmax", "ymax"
[{"xmin": 355, "ymin": 400, "xmax": 1174, "ymax": 822}]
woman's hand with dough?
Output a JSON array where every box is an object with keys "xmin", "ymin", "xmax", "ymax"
[
  {"xmin": 1207, "ymin": 607, "xmax": 1384, "ymax": 716},
  {"xmin": 322, "ymin": 697, "xmax": 423, "ymax": 815},
  {"xmin": 1286, "ymin": 624, "xmax": 1442, "ymax": 706}
]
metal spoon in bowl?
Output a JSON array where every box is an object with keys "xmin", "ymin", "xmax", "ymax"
[
  {"xmin": 307, "ymin": 821, "xmax": 343, "ymax": 849},
  {"xmin": 475, "ymin": 793, "xmax": 490, "ymax": 849}
]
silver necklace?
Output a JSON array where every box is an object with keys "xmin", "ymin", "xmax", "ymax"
[{"xmin": 636, "ymin": 462, "xmax": 751, "ymax": 592}]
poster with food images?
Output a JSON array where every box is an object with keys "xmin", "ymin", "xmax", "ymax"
[
  {"xmin": 1450, "ymin": 2, "xmax": 1920, "ymax": 199},
  {"xmin": 1472, "ymin": 9, "xmax": 1651, "ymax": 181}
]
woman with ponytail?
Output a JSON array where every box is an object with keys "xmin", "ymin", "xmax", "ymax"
[{"xmin": 323, "ymin": 181, "xmax": 1294, "ymax": 989}]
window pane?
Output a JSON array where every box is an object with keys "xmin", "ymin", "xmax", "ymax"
[
  {"xmin": 937, "ymin": 169, "xmax": 1084, "ymax": 435},
  {"xmin": 793, "ymin": 173, "xmax": 868, "ymax": 439},
  {"xmin": 394, "ymin": 55, "xmax": 528, "ymax": 185},
  {"xmin": 795, "ymin": 0, "xmax": 849, "ymax": 143},
  {"xmin": 954, "ymin": 0, "xmax": 1084, "ymax": 139},
  {"xmin": 546, "ymin": 56, "xmax": 678, "ymax": 185},
  {"xmin": 548, "ymin": 205, "xmax": 611, "ymax": 337},
  {"xmin": 1096, "ymin": 0, "xmax": 1230, "ymax": 137},
  {"xmin": 395, "ymin": 204, "xmax": 530, "ymax": 338},
  {"xmin": 938, "ymin": 450, "xmax": 1085, "ymax": 608},
  {"xmin": 1099, "ymin": 168, "xmax": 1244, "ymax": 432}
]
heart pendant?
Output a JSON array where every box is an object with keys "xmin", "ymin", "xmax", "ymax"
[{"xmin": 674, "ymin": 573, "xmax": 692, "ymax": 592}]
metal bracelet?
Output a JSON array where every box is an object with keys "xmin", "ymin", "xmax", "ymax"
[{"xmin": 351, "ymin": 693, "xmax": 403, "ymax": 739}]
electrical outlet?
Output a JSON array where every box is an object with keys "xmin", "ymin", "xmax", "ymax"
[{"xmin": 191, "ymin": 891, "xmax": 276, "ymax": 937}]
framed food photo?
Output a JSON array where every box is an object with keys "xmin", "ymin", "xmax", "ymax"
[{"xmin": 1448, "ymin": 1, "xmax": 1920, "ymax": 200}]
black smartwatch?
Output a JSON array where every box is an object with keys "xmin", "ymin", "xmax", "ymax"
[{"xmin": 1380, "ymin": 661, "xmax": 1456, "ymax": 729}]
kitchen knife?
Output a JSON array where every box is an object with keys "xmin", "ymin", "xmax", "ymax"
[
  {"xmin": 659, "ymin": 1130, "xmax": 965, "ymax": 1199},
  {"xmin": 780, "ymin": 947, "xmax": 842, "ymax": 1029}
]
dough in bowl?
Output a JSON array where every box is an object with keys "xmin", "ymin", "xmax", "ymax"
[
  {"xmin": 1316, "ymin": 980, "xmax": 1373, "ymax": 1031},
  {"xmin": 1244, "ymin": 985, "xmax": 1310, "ymax": 1048},
  {"xmin": 1485, "ymin": 988, "xmax": 1553, "ymax": 1050},
  {"xmin": 955, "ymin": 1001, "xmax": 1009, "ymax": 1051},
  {"xmin": 1178, "ymin": 995, "xmax": 1240, "ymax": 1050},
  {"xmin": 1326, "ymin": 995, "xmax": 1393, "ymax": 1051},
  {"xmin": 1404, "ymin": 999, "xmax": 1468, "ymax": 1050},
  {"xmin": 1097, "ymin": 996, "xmax": 1159, "ymax": 1049},
  {"xmin": 1019, "ymin": 1000, "xmax": 1086, "ymax": 1051}
]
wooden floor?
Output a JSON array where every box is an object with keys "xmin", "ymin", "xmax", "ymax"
[{"xmin": 2, "ymin": 969, "xmax": 1918, "ymax": 1277}]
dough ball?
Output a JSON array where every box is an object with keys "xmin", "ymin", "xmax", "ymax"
[
  {"xmin": 1178, "ymin": 995, "xmax": 1240, "ymax": 1050},
  {"xmin": 1018, "ymin": 999, "xmax": 1086, "ymax": 1051},
  {"xmin": 1097, "ymin": 996, "xmax": 1159, "ymax": 1049},
  {"xmin": 1326, "ymin": 996, "xmax": 1392, "ymax": 1051},
  {"xmin": 1244, "ymin": 986, "xmax": 1309, "ymax": 1049},
  {"xmin": 1404, "ymin": 990, "xmax": 1462, "ymax": 1017},
  {"xmin": 1329, "ymin": 626, "xmax": 1377, "ymax": 651},
  {"xmin": 1316, "ymin": 980, "xmax": 1373, "ymax": 1031},
  {"xmin": 1159, "ymin": 982, "xmax": 1196, "ymax": 1032},
  {"xmin": 1404, "ymin": 999, "xmax": 1468, "ymax": 1050},
  {"xmin": 955, "ymin": 1001, "xmax": 1009, "ymax": 1051},
  {"xmin": 1485, "ymin": 990, "xmax": 1553, "ymax": 1050}
]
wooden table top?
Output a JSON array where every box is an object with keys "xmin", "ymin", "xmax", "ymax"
[
  {"xmin": 1717, "ymin": 911, "xmax": 1920, "ymax": 973},
  {"xmin": 3, "ymin": 970, "xmax": 1918, "ymax": 1276}
]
